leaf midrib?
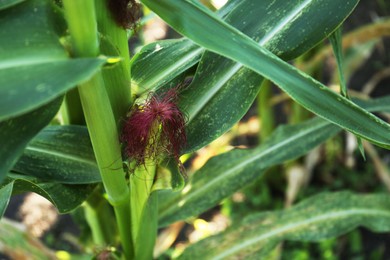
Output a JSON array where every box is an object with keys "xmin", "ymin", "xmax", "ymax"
[
  {"xmin": 0, "ymin": 56, "xmax": 68, "ymax": 70},
  {"xmin": 24, "ymin": 146, "xmax": 97, "ymax": 168},
  {"xmin": 186, "ymin": 0, "xmax": 314, "ymax": 122},
  {"xmin": 140, "ymin": 45, "xmax": 204, "ymax": 89},
  {"xmin": 160, "ymin": 119, "xmax": 329, "ymax": 218},
  {"xmin": 215, "ymin": 208, "xmax": 390, "ymax": 259}
]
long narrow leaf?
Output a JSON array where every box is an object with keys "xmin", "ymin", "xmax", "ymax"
[
  {"xmin": 130, "ymin": 0, "xmax": 242, "ymax": 95},
  {"xmin": 136, "ymin": 0, "xmax": 362, "ymax": 153},
  {"xmin": 0, "ymin": 98, "xmax": 63, "ymax": 182},
  {"xmin": 0, "ymin": 0, "xmax": 25, "ymax": 10},
  {"xmin": 3, "ymin": 176, "xmax": 96, "ymax": 214},
  {"xmin": 0, "ymin": 182, "xmax": 13, "ymax": 218},
  {"xmin": 0, "ymin": 0, "xmax": 107, "ymax": 120},
  {"xmin": 158, "ymin": 97, "xmax": 390, "ymax": 226},
  {"xmin": 131, "ymin": 39, "xmax": 202, "ymax": 94},
  {"xmin": 159, "ymin": 118, "xmax": 340, "ymax": 226},
  {"xmin": 141, "ymin": 0, "xmax": 390, "ymax": 149},
  {"xmin": 12, "ymin": 125, "xmax": 100, "ymax": 184},
  {"xmin": 178, "ymin": 192, "xmax": 390, "ymax": 259}
]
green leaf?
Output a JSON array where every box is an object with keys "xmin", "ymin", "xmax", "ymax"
[
  {"xmin": 135, "ymin": 192, "xmax": 158, "ymax": 260},
  {"xmin": 131, "ymin": 39, "xmax": 202, "ymax": 95},
  {"xmin": 0, "ymin": 182, "xmax": 13, "ymax": 218},
  {"xmin": 159, "ymin": 117, "xmax": 340, "ymax": 226},
  {"xmin": 143, "ymin": 0, "xmax": 365, "ymax": 153},
  {"xmin": 355, "ymin": 96, "xmax": 390, "ymax": 113},
  {"xmin": 141, "ymin": 0, "xmax": 390, "ymax": 150},
  {"xmin": 330, "ymin": 27, "xmax": 348, "ymax": 97},
  {"xmin": 0, "ymin": 57, "xmax": 107, "ymax": 121},
  {"xmin": 0, "ymin": 98, "xmax": 63, "ymax": 183},
  {"xmin": 0, "ymin": 0, "xmax": 106, "ymax": 120},
  {"xmin": 0, "ymin": 218, "xmax": 59, "ymax": 259},
  {"xmin": 178, "ymin": 192, "xmax": 390, "ymax": 259},
  {"xmin": 0, "ymin": 0, "xmax": 25, "ymax": 10},
  {"xmin": 158, "ymin": 97, "xmax": 390, "ymax": 226},
  {"xmin": 12, "ymin": 125, "xmax": 101, "ymax": 184},
  {"xmin": 330, "ymin": 28, "xmax": 366, "ymax": 159},
  {"xmin": 153, "ymin": 158, "xmax": 185, "ymax": 192},
  {"xmin": 130, "ymin": 0, "xmax": 244, "ymax": 96},
  {"xmin": 5, "ymin": 175, "xmax": 96, "ymax": 214}
]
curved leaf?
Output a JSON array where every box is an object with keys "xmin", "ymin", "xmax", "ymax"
[
  {"xmin": 0, "ymin": 57, "xmax": 107, "ymax": 121},
  {"xmin": 0, "ymin": 182, "xmax": 13, "ymax": 218},
  {"xmin": 0, "ymin": 0, "xmax": 25, "ymax": 10},
  {"xmin": 355, "ymin": 96, "xmax": 390, "ymax": 113},
  {"xmin": 130, "ymin": 0, "xmax": 241, "ymax": 95},
  {"xmin": 131, "ymin": 39, "xmax": 202, "ymax": 94},
  {"xmin": 161, "ymin": 0, "xmax": 363, "ymax": 152},
  {"xmin": 5, "ymin": 175, "xmax": 96, "ymax": 214},
  {"xmin": 12, "ymin": 125, "xmax": 101, "ymax": 184},
  {"xmin": 178, "ymin": 192, "xmax": 390, "ymax": 259},
  {"xmin": 0, "ymin": 219, "xmax": 57, "ymax": 259},
  {"xmin": 0, "ymin": 98, "xmax": 63, "ymax": 182},
  {"xmin": 0, "ymin": 0, "xmax": 106, "ymax": 120},
  {"xmin": 159, "ymin": 117, "xmax": 340, "ymax": 226},
  {"xmin": 141, "ymin": 0, "xmax": 390, "ymax": 150},
  {"xmin": 158, "ymin": 97, "xmax": 390, "ymax": 226}
]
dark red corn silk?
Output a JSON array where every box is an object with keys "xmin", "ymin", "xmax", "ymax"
[
  {"xmin": 107, "ymin": 0, "xmax": 141, "ymax": 30},
  {"xmin": 121, "ymin": 87, "xmax": 187, "ymax": 171}
]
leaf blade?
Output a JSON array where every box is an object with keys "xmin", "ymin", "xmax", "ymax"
[
  {"xmin": 0, "ymin": 182, "xmax": 13, "ymax": 219},
  {"xmin": 0, "ymin": 98, "xmax": 63, "ymax": 182},
  {"xmin": 141, "ymin": 0, "xmax": 390, "ymax": 149},
  {"xmin": 158, "ymin": 97, "xmax": 390, "ymax": 226},
  {"xmin": 0, "ymin": 0, "xmax": 106, "ymax": 120},
  {"xmin": 6, "ymin": 175, "xmax": 96, "ymax": 214},
  {"xmin": 178, "ymin": 192, "xmax": 390, "ymax": 259},
  {"xmin": 131, "ymin": 39, "xmax": 202, "ymax": 94},
  {"xmin": 12, "ymin": 125, "xmax": 101, "ymax": 184},
  {"xmin": 158, "ymin": 117, "xmax": 341, "ymax": 226}
]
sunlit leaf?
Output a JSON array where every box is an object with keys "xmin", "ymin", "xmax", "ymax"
[
  {"xmin": 158, "ymin": 97, "xmax": 390, "ymax": 226},
  {"xmin": 178, "ymin": 192, "xmax": 390, "ymax": 259},
  {"xmin": 142, "ymin": 0, "xmax": 390, "ymax": 150}
]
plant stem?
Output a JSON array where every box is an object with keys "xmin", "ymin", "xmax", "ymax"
[
  {"xmin": 130, "ymin": 161, "xmax": 158, "ymax": 259},
  {"xmin": 76, "ymin": 64, "xmax": 128, "ymax": 207},
  {"xmin": 95, "ymin": 0, "xmax": 132, "ymax": 122},
  {"xmin": 63, "ymin": 89, "xmax": 85, "ymax": 125},
  {"xmin": 63, "ymin": 0, "xmax": 98, "ymax": 57},
  {"xmin": 289, "ymin": 55, "xmax": 312, "ymax": 125},
  {"xmin": 79, "ymin": 73, "xmax": 133, "ymax": 257},
  {"xmin": 62, "ymin": 1, "xmax": 133, "ymax": 258},
  {"xmin": 258, "ymin": 79, "xmax": 275, "ymax": 142},
  {"xmin": 85, "ymin": 186, "xmax": 117, "ymax": 245}
]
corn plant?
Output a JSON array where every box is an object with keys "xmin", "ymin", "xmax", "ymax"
[{"xmin": 1, "ymin": 0, "xmax": 390, "ymax": 259}]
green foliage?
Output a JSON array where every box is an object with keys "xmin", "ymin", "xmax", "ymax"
[
  {"xmin": 12, "ymin": 125, "xmax": 100, "ymax": 184},
  {"xmin": 131, "ymin": 38, "xmax": 202, "ymax": 95},
  {"xmin": 0, "ymin": 0, "xmax": 25, "ymax": 10},
  {"xmin": 178, "ymin": 192, "xmax": 390, "ymax": 259},
  {"xmin": 158, "ymin": 117, "xmax": 341, "ymax": 226},
  {"xmin": 0, "ymin": 0, "xmax": 389, "ymax": 259},
  {"xmin": 0, "ymin": 0, "xmax": 106, "ymax": 120},
  {"xmin": 142, "ymin": 0, "xmax": 390, "ymax": 150},
  {"xmin": 158, "ymin": 95, "xmax": 390, "ymax": 227},
  {"xmin": 2, "ymin": 175, "xmax": 96, "ymax": 214},
  {"xmin": 0, "ymin": 182, "xmax": 13, "ymax": 218},
  {"xmin": 0, "ymin": 98, "xmax": 62, "ymax": 182}
]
